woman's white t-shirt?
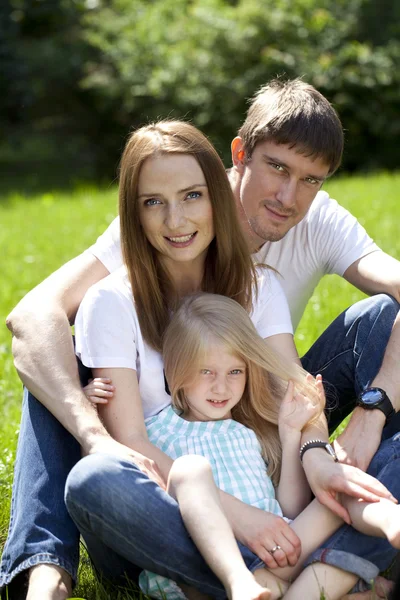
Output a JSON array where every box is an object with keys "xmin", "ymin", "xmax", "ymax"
[{"xmin": 75, "ymin": 267, "xmax": 292, "ymax": 418}]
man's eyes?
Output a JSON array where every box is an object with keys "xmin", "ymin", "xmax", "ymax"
[
  {"xmin": 304, "ymin": 177, "xmax": 320, "ymax": 185},
  {"xmin": 269, "ymin": 162, "xmax": 285, "ymax": 172}
]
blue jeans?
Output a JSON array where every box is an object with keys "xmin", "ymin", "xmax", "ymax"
[
  {"xmin": 1, "ymin": 294, "xmax": 399, "ymax": 595},
  {"xmin": 305, "ymin": 432, "xmax": 400, "ymax": 592}
]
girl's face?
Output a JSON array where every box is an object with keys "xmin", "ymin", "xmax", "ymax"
[
  {"xmin": 182, "ymin": 342, "xmax": 247, "ymax": 422},
  {"xmin": 138, "ymin": 153, "xmax": 215, "ymax": 273}
]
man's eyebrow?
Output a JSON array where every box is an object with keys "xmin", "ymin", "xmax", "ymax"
[
  {"xmin": 262, "ymin": 154, "xmax": 327, "ymax": 182},
  {"xmin": 138, "ymin": 183, "xmax": 207, "ymax": 199}
]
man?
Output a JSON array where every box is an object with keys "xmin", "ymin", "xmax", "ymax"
[{"xmin": 2, "ymin": 78, "xmax": 400, "ymax": 600}]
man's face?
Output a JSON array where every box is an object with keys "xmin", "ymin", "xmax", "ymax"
[{"xmin": 232, "ymin": 139, "xmax": 330, "ymax": 247}]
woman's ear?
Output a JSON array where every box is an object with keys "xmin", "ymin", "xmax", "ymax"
[{"xmin": 231, "ymin": 137, "xmax": 246, "ymax": 173}]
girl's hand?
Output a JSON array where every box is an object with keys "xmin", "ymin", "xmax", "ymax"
[
  {"xmin": 83, "ymin": 377, "xmax": 115, "ymax": 404},
  {"xmin": 279, "ymin": 375, "xmax": 325, "ymax": 436}
]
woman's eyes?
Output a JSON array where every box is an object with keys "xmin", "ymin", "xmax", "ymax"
[
  {"xmin": 201, "ymin": 369, "xmax": 212, "ymax": 375},
  {"xmin": 186, "ymin": 191, "xmax": 201, "ymax": 200},
  {"xmin": 143, "ymin": 191, "xmax": 201, "ymax": 206},
  {"xmin": 230, "ymin": 369, "xmax": 244, "ymax": 375},
  {"xmin": 144, "ymin": 198, "xmax": 161, "ymax": 206}
]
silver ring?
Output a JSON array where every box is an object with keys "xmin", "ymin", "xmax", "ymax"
[{"xmin": 269, "ymin": 545, "xmax": 281, "ymax": 554}]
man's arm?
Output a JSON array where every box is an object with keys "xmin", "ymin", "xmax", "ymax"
[
  {"xmin": 6, "ymin": 253, "xmax": 114, "ymax": 452},
  {"xmin": 336, "ymin": 250, "xmax": 400, "ymax": 470}
]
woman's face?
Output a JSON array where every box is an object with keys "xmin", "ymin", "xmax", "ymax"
[{"xmin": 138, "ymin": 153, "xmax": 215, "ymax": 271}]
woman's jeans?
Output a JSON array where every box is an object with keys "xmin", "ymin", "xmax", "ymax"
[{"xmin": 1, "ymin": 294, "xmax": 400, "ymax": 596}]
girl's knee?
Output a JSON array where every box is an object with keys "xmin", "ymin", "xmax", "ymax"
[{"xmin": 169, "ymin": 455, "xmax": 213, "ymax": 487}]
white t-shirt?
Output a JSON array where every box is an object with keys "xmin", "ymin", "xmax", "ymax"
[
  {"xmin": 75, "ymin": 267, "xmax": 292, "ymax": 418},
  {"xmin": 87, "ymin": 191, "xmax": 379, "ymax": 330}
]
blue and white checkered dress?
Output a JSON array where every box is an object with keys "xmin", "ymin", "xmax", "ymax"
[{"xmin": 139, "ymin": 406, "xmax": 283, "ymax": 599}]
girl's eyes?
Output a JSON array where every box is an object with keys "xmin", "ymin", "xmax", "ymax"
[{"xmin": 200, "ymin": 368, "xmax": 244, "ymax": 375}]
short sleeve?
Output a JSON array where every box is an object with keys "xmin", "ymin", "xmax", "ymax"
[
  {"xmin": 75, "ymin": 271, "xmax": 138, "ymax": 370},
  {"xmin": 251, "ymin": 269, "xmax": 293, "ymax": 339},
  {"xmin": 310, "ymin": 195, "xmax": 379, "ymax": 276},
  {"xmin": 84, "ymin": 217, "xmax": 123, "ymax": 273}
]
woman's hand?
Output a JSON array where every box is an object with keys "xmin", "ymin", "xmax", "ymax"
[
  {"xmin": 83, "ymin": 377, "xmax": 114, "ymax": 404},
  {"xmin": 229, "ymin": 500, "xmax": 301, "ymax": 569},
  {"xmin": 279, "ymin": 375, "xmax": 325, "ymax": 439}
]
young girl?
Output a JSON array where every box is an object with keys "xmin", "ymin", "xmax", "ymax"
[{"xmin": 85, "ymin": 293, "xmax": 400, "ymax": 600}]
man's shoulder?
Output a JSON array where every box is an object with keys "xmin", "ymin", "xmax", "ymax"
[{"xmin": 305, "ymin": 190, "xmax": 340, "ymax": 221}]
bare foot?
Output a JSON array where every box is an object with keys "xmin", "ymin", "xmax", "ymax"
[
  {"xmin": 228, "ymin": 573, "xmax": 271, "ymax": 600},
  {"xmin": 339, "ymin": 575, "xmax": 394, "ymax": 599},
  {"xmin": 253, "ymin": 567, "xmax": 289, "ymax": 599},
  {"xmin": 27, "ymin": 565, "xmax": 72, "ymax": 600}
]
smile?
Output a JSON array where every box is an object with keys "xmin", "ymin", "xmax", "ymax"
[
  {"xmin": 207, "ymin": 399, "xmax": 229, "ymax": 406},
  {"xmin": 166, "ymin": 233, "xmax": 196, "ymax": 243},
  {"xmin": 264, "ymin": 206, "xmax": 291, "ymax": 222}
]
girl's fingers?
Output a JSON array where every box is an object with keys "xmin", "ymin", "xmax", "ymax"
[
  {"xmin": 283, "ymin": 380, "xmax": 295, "ymax": 401},
  {"xmin": 88, "ymin": 395, "xmax": 109, "ymax": 405}
]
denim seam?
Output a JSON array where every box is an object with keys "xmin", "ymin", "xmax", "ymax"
[
  {"xmin": 69, "ymin": 501, "xmax": 225, "ymax": 598},
  {"xmin": 0, "ymin": 554, "xmax": 77, "ymax": 588}
]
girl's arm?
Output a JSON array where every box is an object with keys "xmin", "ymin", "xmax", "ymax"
[{"xmin": 276, "ymin": 378, "xmax": 324, "ymax": 518}]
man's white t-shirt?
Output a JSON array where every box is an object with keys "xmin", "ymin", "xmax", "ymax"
[
  {"xmin": 75, "ymin": 267, "xmax": 292, "ymax": 418},
  {"xmin": 86, "ymin": 191, "xmax": 379, "ymax": 330}
]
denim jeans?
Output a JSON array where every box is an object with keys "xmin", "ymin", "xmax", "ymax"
[
  {"xmin": 305, "ymin": 432, "xmax": 400, "ymax": 591},
  {"xmin": 1, "ymin": 293, "xmax": 399, "ymax": 596}
]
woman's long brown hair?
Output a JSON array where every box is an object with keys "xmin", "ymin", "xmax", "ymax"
[{"xmin": 119, "ymin": 120, "xmax": 257, "ymax": 351}]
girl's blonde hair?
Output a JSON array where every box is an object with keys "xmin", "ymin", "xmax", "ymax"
[
  {"xmin": 119, "ymin": 120, "xmax": 257, "ymax": 351},
  {"xmin": 163, "ymin": 293, "xmax": 323, "ymax": 486}
]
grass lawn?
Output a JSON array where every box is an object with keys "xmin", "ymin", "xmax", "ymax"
[{"xmin": 0, "ymin": 172, "xmax": 399, "ymax": 598}]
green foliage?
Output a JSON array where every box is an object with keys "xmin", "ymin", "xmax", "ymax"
[
  {"xmin": 80, "ymin": 0, "xmax": 400, "ymax": 167},
  {"xmin": 1, "ymin": 0, "xmax": 400, "ymax": 180}
]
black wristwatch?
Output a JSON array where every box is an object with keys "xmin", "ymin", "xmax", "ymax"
[{"xmin": 356, "ymin": 387, "xmax": 395, "ymax": 423}]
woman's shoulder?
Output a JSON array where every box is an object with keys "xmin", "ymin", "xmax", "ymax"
[{"xmin": 77, "ymin": 266, "xmax": 137, "ymax": 326}]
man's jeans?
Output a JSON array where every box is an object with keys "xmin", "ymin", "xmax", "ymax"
[{"xmin": 1, "ymin": 294, "xmax": 399, "ymax": 596}]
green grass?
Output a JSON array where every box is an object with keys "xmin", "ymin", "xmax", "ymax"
[{"xmin": 1, "ymin": 172, "xmax": 399, "ymax": 599}]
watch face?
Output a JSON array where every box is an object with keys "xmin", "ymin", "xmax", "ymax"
[{"xmin": 361, "ymin": 388, "xmax": 384, "ymax": 406}]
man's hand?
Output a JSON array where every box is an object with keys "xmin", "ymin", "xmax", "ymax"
[
  {"xmin": 302, "ymin": 449, "xmax": 396, "ymax": 523},
  {"xmin": 85, "ymin": 434, "xmax": 165, "ymax": 489},
  {"xmin": 333, "ymin": 407, "xmax": 386, "ymax": 472},
  {"xmin": 230, "ymin": 502, "xmax": 301, "ymax": 569}
]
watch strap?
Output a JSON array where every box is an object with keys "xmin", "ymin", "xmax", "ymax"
[{"xmin": 356, "ymin": 387, "xmax": 395, "ymax": 423}]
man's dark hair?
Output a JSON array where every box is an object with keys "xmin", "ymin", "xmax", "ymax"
[{"xmin": 238, "ymin": 78, "xmax": 344, "ymax": 175}]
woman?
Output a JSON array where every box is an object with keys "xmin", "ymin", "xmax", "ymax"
[{"xmin": 68, "ymin": 119, "xmax": 301, "ymax": 597}]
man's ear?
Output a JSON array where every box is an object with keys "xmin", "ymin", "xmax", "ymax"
[{"xmin": 231, "ymin": 137, "xmax": 246, "ymax": 173}]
